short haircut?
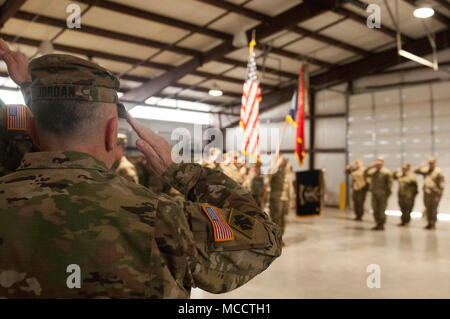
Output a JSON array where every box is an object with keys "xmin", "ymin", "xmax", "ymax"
[{"xmin": 32, "ymin": 100, "xmax": 111, "ymax": 137}]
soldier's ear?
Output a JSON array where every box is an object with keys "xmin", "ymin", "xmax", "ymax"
[
  {"xmin": 28, "ymin": 117, "xmax": 40, "ymax": 148},
  {"xmin": 105, "ymin": 116, "xmax": 118, "ymax": 152}
]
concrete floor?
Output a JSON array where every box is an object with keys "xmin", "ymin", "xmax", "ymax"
[{"xmin": 191, "ymin": 208, "xmax": 450, "ymax": 299}]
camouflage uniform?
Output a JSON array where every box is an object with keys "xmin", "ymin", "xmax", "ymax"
[
  {"xmin": 147, "ymin": 165, "xmax": 172, "ymax": 195},
  {"xmin": 128, "ymin": 156, "xmax": 150, "ymax": 187},
  {"xmin": 0, "ymin": 153, "xmax": 281, "ymax": 298},
  {"xmin": 414, "ymin": 163, "xmax": 445, "ymax": 227},
  {"xmin": 112, "ymin": 134, "xmax": 139, "ymax": 184},
  {"xmin": 345, "ymin": 165, "xmax": 368, "ymax": 220},
  {"xmin": 0, "ymin": 54, "xmax": 281, "ymax": 298},
  {"xmin": 365, "ymin": 166, "xmax": 392, "ymax": 227},
  {"xmin": 200, "ymin": 147, "xmax": 222, "ymax": 171},
  {"xmin": 219, "ymin": 163, "xmax": 243, "ymax": 184},
  {"xmin": 393, "ymin": 167, "xmax": 418, "ymax": 224},
  {"xmin": 244, "ymin": 170, "xmax": 265, "ymax": 208},
  {"xmin": 269, "ymin": 166, "xmax": 293, "ymax": 237}
]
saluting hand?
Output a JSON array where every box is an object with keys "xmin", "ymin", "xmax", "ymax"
[
  {"xmin": 127, "ymin": 114, "xmax": 173, "ymax": 175},
  {"xmin": 0, "ymin": 38, "xmax": 31, "ymax": 85}
]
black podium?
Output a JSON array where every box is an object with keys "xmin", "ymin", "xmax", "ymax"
[{"xmin": 295, "ymin": 169, "xmax": 324, "ymax": 217}]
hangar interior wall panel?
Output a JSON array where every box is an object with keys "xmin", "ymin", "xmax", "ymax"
[
  {"xmin": 315, "ymin": 153, "xmax": 346, "ymax": 206},
  {"xmin": 313, "ymin": 89, "xmax": 347, "ymax": 206},
  {"xmin": 316, "ymin": 89, "xmax": 346, "ymax": 115},
  {"xmin": 348, "ymin": 81, "xmax": 450, "ymax": 214},
  {"xmin": 314, "ymin": 118, "xmax": 346, "ymax": 149}
]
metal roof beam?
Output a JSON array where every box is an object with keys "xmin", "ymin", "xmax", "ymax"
[
  {"xmin": 13, "ymin": 10, "xmax": 298, "ymax": 81},
  {"xmin": 0, "ymin": 0, "xmax": 26, "ymax": 27},
  {"xmin": 0, "ymin": 32, "xmax": 276, "ymax": 91},
  {"xmin": 121, "ymin": 0, "xmax": 342, "ymax": 104},
  {"xmin": 195, "ymin": 0, "xmax": 370, "ymax": 56}
]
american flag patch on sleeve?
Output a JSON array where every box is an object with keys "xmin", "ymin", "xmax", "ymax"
[
  {"xmin": 201, "ymin": 205, "xmax": 234, "ymax": 242},
  {"xmin": 7, "ymin": 105, "xmax": 27, "ymax": 131}
]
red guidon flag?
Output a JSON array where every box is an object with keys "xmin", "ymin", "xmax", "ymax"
[
  {"xmin": 240, "ymin": 38, "xmax": 261, "ymax": 162},
  {"xmin": 287, "ymin": 64, "xmax": 309, "ymax": 166}
]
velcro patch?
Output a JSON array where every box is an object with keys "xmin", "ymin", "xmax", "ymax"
[
  {"xmin": 7, "ymin": 105, "xmax": 27, "ymax": 131},
  {"xmin": 228, "ymin": 209, "xmax": 255, "ymax": 239},
  {"xmin": 201, "ymin": 205, "xmax": 234, "ymax": 242}
]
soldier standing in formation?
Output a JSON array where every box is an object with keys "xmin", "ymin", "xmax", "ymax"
[
  {"xmin": 364, "ymin": 157, "xmax": 392, "ymax": 231},
  {"xmin": 200, "ymin": 147, "xmax": 222, "ymax": 170},
  {"xmin": 414, "ymin": 157, "xmax": 445, "ymax": 230},
  {"xmin": 0, "ymin": 41, "xmax": 281, "ymax": 298},
  {"xmin": 345, "ymin": 159, "xmax": 368, "ymax": 221},
  {"xmin": 393, "ymin": 163, "xmax": 418, "ymax": 227},
  {"xmin": 112, "ymin": 133, "xmax": 139, "ymax": 184},
  {"xmin": 269, "ymin": 156, "xmax": 294, "ymax": 245},
  {"xmin": 244, "ymin": 163, "xmax": 265, "ymax": 208},
  {"xmin": 219, "ymin": 150, "xmax": 243, "ymax": 183}
]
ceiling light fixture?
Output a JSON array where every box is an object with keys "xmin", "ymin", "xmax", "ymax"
[
  {"xmin": 413, "ymin": 6, "xmax": 434, "ymax": 19},
  {"xmin": 208, "ymin": 82, "xmax": 223, "ymax": 96},
  {"xmin": 399, "ymin": 49, "xmax": 438, "ymax": 70},
  {"xmin": 232, "ymin": 30, "xmax": 248, "ymax": 48}
]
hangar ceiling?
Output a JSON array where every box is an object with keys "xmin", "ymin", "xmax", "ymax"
[{"xmin": 0, "ymin": 0, "xmax": 449, "ymax": 116}]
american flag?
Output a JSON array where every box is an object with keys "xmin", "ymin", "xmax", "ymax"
[
  {"xmin": 240, "ymin": 40, "xmax": 261, "ymax": 161},
  {"xmin": 7, "ymin": 105, "xmax": 27, "ymax": 131},
  {"xmin": 202, "ymin": 205, "xmax": 234, "ymax": 242}
]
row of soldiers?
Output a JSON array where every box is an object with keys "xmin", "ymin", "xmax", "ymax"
[
  {"xmin": 198, "ymin": 148, "xmax": 295, "ymax": 245},
  {"xmin": 111, "ymin": 141, "xmax": 296, "ymax": 244},
  {"xmin": 346, "ymin": 157, "xmax": 445, "ymax": 231}
]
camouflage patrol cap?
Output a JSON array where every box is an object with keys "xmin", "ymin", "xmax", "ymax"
[
  {"xmin": 402, "ymin": 162, "xmax": 410, "ymax": 169},
  {"xmin": 28, "ymin": 54, "xmax": 127, "ymax": 118},
  {"xmin": 428, "ymin": 156, "xmax": 436, "ymax": 164},
  {"xmin": 117, "ymin": 133, "xmax": 128, "ymax": 146},
  {"xmin": 375, "ymin": 156, "xmax": 384, "ymax": 164}
]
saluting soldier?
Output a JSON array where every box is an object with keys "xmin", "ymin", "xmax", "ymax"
[
  {"xmin": 269, "ymin": 156, "xmax": 293, "ymax": 244},
  {"xmin": 0, "ymin": 41, "xmax": 281, "ymax": 298},
  {"xmin": 220, "ymin": 150, "xmax": 243, "ymax": 184},
  {"xmin": 364, "ymin": 157, "xmax": 392, "ymax": 231},
  {"xmin": 414, "ymin": 157, "xmax": 445, "ymax": 230},
  {"xmin": 345, "ymin": 159, "xmax": 368, "ymax": 221},
  {"xmin": 198, "ymin": 147, "xmax": 222, "ymax": 170},
  {"xmin": 244, "ymin": 163, "xmax": 265, "ymax": 208},
  {"xmin": 393, "ymin": 163, "xmax": 418, "ymax": 226},
  {"xmin": 112, "ymin": 133, "xmax": 139, "ymax": 184}
]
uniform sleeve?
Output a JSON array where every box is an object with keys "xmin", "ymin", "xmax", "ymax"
[
  {"xmin": 364, "ymin": 167, "xmax": 373, "ymax": 178},
  {"xmin": 414, "ymin": 166, "xmax": 427, "ymax": 175},
  {"xmin": 386, "ymin": 171, "xmax": 393, "ymax": 195},
  {"xmin": 345, "ymin": 165, "xmax": 354, "ymax": 174},
  {"xmin": 19, "ymin": 81, "xmax": 32, "ymax": 106},
  {"xmin": 438, "ymin": 171, "xmax": 445, "ymax": 192},
  {"xmin": 161, "ymin": 162, "xmax": 282, "ymax": 294}
]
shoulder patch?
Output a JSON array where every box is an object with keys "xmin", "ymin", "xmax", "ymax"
[
  {"xmin": 7, "ymin": 105, "xmax": 27, "ymax": 131},
  {"xmin": 201, "ymin": 205, "xmax": 234, "ymax": 242},
  {"xmin": 228, "ymin": 209, "xmax": 255, "ymax": 239}
]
